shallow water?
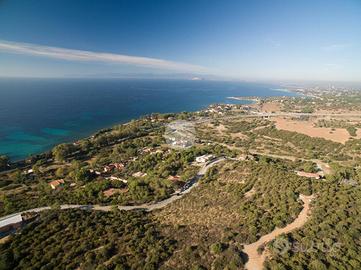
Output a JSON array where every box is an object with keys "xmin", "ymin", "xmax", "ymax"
[{"xmin": 0, "ymin": 79, "xmax": 296, "ymax": 160}]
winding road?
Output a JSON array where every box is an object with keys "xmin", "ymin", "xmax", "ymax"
[
  {"xmin": 243, "ymin": 194, "xmax": 314, "ymax": 270},
  {"xmin": 0, "ymin": 157, "xmax": 315, "ymax": 270},
  {"xmin": 0, "ymin": 157, "xmax": 226, "ymax": 227}
]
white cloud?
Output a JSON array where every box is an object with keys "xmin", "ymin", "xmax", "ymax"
[
  {"xmin": 0, "ymin": 40, "xmax": 209, "ymax": 73},
  {"xmin": 321, "ymin": 43, "xmax": 353, "ymax": 51}
]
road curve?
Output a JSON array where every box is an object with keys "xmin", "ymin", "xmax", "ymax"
[
  {"xmin": 243, "ymin": 194, "xmax": 314, "ymax": 270},
  {"xmin": 0, "ymin": 158, "xmax": 226, "ymax": 226}
]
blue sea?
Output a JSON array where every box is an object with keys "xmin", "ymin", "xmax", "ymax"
[{"xmin": 0, "ymin": 79, "xmax": 296, "ymax": 160}]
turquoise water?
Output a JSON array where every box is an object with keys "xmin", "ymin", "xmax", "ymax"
[{"xmin": 0, "ymin": 79, "xmax": 297, "ymax": 160}]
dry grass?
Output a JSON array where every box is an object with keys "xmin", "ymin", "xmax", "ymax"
[
  {"xmin": 260, "ymin": 101, "xmax": 282, "ymax": 113},
  {"xmin": 156, "ymin": 182, "xmax": 245, "ymax": 229},
  {"xmin": 274, "ymin": 117, "xmax": 361, "ymax": 143}
]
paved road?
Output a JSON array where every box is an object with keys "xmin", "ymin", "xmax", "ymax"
[
  {"xmin": 0, "ymin": 157, "xmax": 226, "ymax": 226},
  {"xmin": 235, "ymin": 112, "xmax": 361, "ymax": 118},
  {"xmin": 195, "ymin": 112, "xmax": 361, "ymax": 125}
]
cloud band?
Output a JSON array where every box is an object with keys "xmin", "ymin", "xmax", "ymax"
[{"xmin": 0, "ymin": 40, "xmax": 208, "ymax": 72}]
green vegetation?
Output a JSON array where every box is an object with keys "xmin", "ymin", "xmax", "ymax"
[
  {"xmin": 280, "ymin": 93, "xmax": 361, "ymax": 112},
  {"xmin": 2, "ymin": 93, "xmax": 361, "ymax": 269},
  {"xmin": 316, "ymin": 119, "xmax": 360, "ymax": 137},
  {"xmin": 156, "ymin": 159, "xmax": 317, "ymax": 269},
  {"xmin": 0, "ymin": 210, "xmax": 175, "ymax": 270},
  {"xmin": 266, "ymin": 165, "xmax": 361, "ymax": 270},
  {"xmin": 0, "ymin": 155, "xmax": 9, "ymax": 171},
  {"xmin": 255, "ymin": 126, "xmax": 347, "ymax": 160},
  {"xmin": 346, "ymin": 126, "xmax": 357, "ymax": 137}
]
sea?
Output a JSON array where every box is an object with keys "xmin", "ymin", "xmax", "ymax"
[{"xmin": 0, "ymin": 78, "xmax": 297, "ymax": 160}]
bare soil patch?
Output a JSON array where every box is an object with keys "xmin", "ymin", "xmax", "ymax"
[
  {"xmin": 274, "ymin": 117, "xmax": 361, "ymax": 143},
  {"xmin": 244, "ymin": 188, "xmax": 256, "ymax": 198},
  {"xmin": 260, "ymin": 102, "xmax": 282, "ymax": 113}
]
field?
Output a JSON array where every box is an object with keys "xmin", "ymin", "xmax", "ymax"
[{"xmin": 273, "ymin": 117, "xmax": 361, "ymax": 144}]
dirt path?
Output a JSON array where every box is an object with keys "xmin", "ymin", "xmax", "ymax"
[
  {"xmin": 249, "ymin": 150, "xmax": 331, "ymax": 175},
  {"xmin": 243, "ymin": 194, "xmax": 314, "ymax": 270}
]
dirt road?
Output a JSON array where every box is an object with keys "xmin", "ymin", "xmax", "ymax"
[{"xmin": 243, "ymin": 194, "xmax": 314, "ymax": 270}]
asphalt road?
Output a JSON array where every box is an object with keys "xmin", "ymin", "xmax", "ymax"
[{"xmin": 0, "ymin": 157, "xmax": 226, "ymax": 226}]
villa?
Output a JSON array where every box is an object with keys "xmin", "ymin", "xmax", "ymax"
[
  {"xmin": 103, "ymin": 188, "xmax": 129, "ymax": 198},
  {"xmin": 49, "ymin": 179, "xmax": 65, "ymax": 190}
]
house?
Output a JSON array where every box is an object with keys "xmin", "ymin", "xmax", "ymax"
[
  {"xmin": 49, "ymin": 179, "xmax": 65, "ymax": 189},
  {"xmin": 112, "ymin": 163, "xmax": 125, "ymax": 171},
  {"xmin": 141, "ymin": 147, "xmax": 152, "ymax": 154},
  {"xmin": 103, "ymin": 188, "xmax": 129, "ymax": 198},
  {"xmin": 89, "ymin": 169, "xmax": 102, "ymax": 175},
  {"xmin": 151, "ymin": 149, "xmax": 163, "ymax": 155},
  {"xmin": 296, "ymin": 171, "xmax": 322, "ymax": 179},
  {"xmin": 106, "ymin": 176, "xmax": 128, "ymax": 183},
  {"xmin": 24, "ymin": 169, "xmax": 34, "ymax": 175},
  {"xmin": 103, "ymin": 164, "xmax": 115, "ymax": 173},
  {"xmin": 132, "ymin": 171, "xmax": 147, "ymax": 178},
  {"xmin": 168, "ymin": 175, "xmax": 181, "ymax": 181},
  {"xmin": 195, "ymin": 154, "xmax": 215, "ymax": 163}
]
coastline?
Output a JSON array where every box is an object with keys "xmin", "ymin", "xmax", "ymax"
[
  {"xmin": 0, "ymin": 80, "xmax": 298, "ymax": 161},
  {"xmin": 227, "ymin": 96, "xmax": 260, "ymax": 103}
]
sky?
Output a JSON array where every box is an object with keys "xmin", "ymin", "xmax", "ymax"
[{"xmin": 0, "ymin": 0, "xmax": 360, "ymax": 82}]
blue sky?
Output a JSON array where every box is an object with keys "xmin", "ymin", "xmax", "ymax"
[{"xmin": 0, "ymin": 0, "xmax": 360, "ymax": 81}]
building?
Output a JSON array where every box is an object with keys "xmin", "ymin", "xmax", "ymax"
[
  {"xmin": 89, "ymin": 169, "xmax": 102, "ymax": 175},
  {"xmin": 24, "ymin": 169, "xmax": 34, "ymax": 175},
  {"xmin": 140, "ymin": 147, "xmax": 152, "ymax": 154},
  {"xmin": 296, "ymin": 171, "xmax": 322, "ymax": 179},
  {"xmin": 168, "ymin": 175, "xmax": 181, "ymax": 181},
  {"xmin": 195, "ymin": 154, "xmax": 215, "ymax": 163},
  {"xmin": 103, "ymin": 164, "xmax": 115, "ymax": 173},
  {"xmin": 112, "ymin": 163, "xmax": 125, "ymax": 170},
  {"xmin": 49, "ymin": 179, "xmax": 65, "ymax": 189},
  {"xmin": 132, "ymin": 171, "xmax": 147, "ymax": 178},
  {"xmin": 106, "ymin": 176, "xmax": 128, "ymax": 183},
  {"xmin": 103, "ymin": 188, "xmax": 129, "ymax": 198}
]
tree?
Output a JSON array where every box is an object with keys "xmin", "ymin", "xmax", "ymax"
[
  {"xmin": 55, "ymin": 167, "xmax": 65, "ymax": 178},
  {"xmin": 210, "ymin": 242, "xmax": 225, "ymax": 254},
  {"xmin": 52, "ymin": 143, "xmax": 77, "ymax": 162},
  {"xmin": 32, "ymin": 164, "xmax": 41, "ymax": 175},
  {"xmin": 347, "ymin": 126, "xmax": 357, "ymax": 137},
  {"xmin": 0, "ymin": 155, "xmax": 9, "ymax": 171},
  {"xmin": 309, "ymin": 260, "xmax": 327, "ymax": 270},
  {"xmin": 75, "ymin": 168, "xmax": 92, "ymax": 183}
]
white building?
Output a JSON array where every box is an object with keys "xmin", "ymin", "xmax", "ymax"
[{"xmin": 195, "ymin": 154, "xmax": 215, "ymax": 163}]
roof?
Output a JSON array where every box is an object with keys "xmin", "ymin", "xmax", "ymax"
[
  {"xmin": 103, "ymin": 188, "xmax": 129, "ymax": 197},
  {"xmin": 168, "ymin": 175, "xmax": 181, "ymax": 181},
  {"xmin": 132, "ymin": 171, "xmax": 147, "ymax": 177},
  {"xmin": 49, "ymin": 179, "xmax": 65, "ymax": 187}
]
